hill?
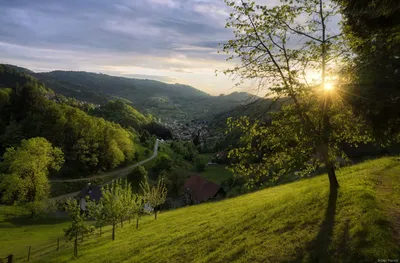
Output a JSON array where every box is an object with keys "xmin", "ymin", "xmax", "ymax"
[
  {"xmin": 35, "ymin": 71, "xmax": 258, "ymax": 120},
  {"xmin": 2, "ymin": 64, "xmax": 259, "ymax": 121},
  {"xmin": 1, "ymin": 157, "xmax": 399, "ymax": 262},
  {"xmin": 0, "ymin": 64, "xmax": 153, "ymax": 178}
]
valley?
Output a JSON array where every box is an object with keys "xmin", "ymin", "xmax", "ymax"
[{"xmin": 1, "ymin": 0, "xmax": 399, "ymax": 261}]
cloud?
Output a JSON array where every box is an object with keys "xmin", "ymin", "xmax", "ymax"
[{"xmin": 0, "ymin": 0, "xmax": 341, "ymax": 96}]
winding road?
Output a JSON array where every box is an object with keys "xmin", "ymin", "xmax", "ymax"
[{"xmin": 51, "ymin": 140, "xmax": 160, "ymax": 201}]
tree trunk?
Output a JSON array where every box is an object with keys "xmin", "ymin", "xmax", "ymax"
[
  {"xmin": 120, "ymin": 218, "xmax": 123, "ymax": 228},
  {"xmin": 154, "ymin": 210, "xmax": 157, "ymax": 220},
  {"xmin": 112, "ymin": 224, "xmax": 115, "ymax": 241},
  {"xmin": 74, "ymin": 232, "xmax": 78, "ymax": 257},
  {"xmin": 326, "ymin": 162, "xmax": 339, "ymax": 190},
  {"xmin": 136, "ymin": 217, "xmax": 139, "ymax": 229}
]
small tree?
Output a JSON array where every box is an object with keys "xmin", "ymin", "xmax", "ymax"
[
  {"xmin": 99, "ymin": 179, "xmax": 125, "ymax": 240},
  {"xmin": 140, "ymin": 176, "xmax": 168, "ymax": 220},
  {"xmin": 64, "ymin": 199, "xmax": 94, "ymax": 257},
  {"xmin": 87, "ymin": 199, "xmax": 106, "ymax": 236},
  {"xmin": 127, "ymin": 165, "xmax": 148, "ymax": 192},
  {"xmin": 131, "ymin": 194, "xmax": 144, "ymax": 229},
  {"xmin": 119, "ymin": 179, "xmax": 137, "ymax": 227}
]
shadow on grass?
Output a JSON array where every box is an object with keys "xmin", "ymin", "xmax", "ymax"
[
  {"xmin": 0, "ymin": 213, "xmax": 70, "ymax": 228},
  {"xmin": 286, "ymin": 187, "xmax": 338, "ymax": 263}
]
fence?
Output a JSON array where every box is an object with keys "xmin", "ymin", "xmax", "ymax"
[{"xmin": 1, "ymin": 221, "xmax": 127, "ymax": 262}]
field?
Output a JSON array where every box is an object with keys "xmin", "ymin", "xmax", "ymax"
[
  {"xmin": 1, "ymin": 157, "xmax": 400, "ymax": 262},
  {"xmin": 200, "ymin": 164, "xmax": 233, "ymax": 184},
  {"xmin": 198, "ymin": 153, "xmax": 233, "ymax": 184},
  {"xmin": 0, "ymin": 206, "xmax": 70, "ymax": 260}
]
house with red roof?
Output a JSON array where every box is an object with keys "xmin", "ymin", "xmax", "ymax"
[{"xmin": 183, "ymin": 175, "xmax": 226, "ymax": 204}]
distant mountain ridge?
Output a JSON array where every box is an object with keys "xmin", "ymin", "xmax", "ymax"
[{"xmin": 3, "ymin": 64, "xmax": 259, "ymax": 120}]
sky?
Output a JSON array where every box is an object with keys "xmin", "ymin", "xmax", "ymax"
[
  {"xmin": 0, "ymin": 0, "xmax": 251, "ymax": 95},
  {"xmin": 0, "ymin": 0, "xmax": 340, "ymax": 96}
]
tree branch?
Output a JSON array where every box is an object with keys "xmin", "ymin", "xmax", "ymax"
[{"xmin": 281, "ymin": 21, "xmax": 323, "ymax": 43}]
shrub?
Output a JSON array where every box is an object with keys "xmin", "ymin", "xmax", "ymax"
[{"xmin": 194, "ymin": 157, "xmax": 207, "ymax": 172}]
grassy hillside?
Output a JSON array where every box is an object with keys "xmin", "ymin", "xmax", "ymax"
[{"xmin": 2, "ymin": 157, "xmax": 399, "ymax": 262}]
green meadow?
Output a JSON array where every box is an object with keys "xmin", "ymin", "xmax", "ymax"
[{"xmin": 1, "ymin": 157, "xmax": 399, "ymax": 262}]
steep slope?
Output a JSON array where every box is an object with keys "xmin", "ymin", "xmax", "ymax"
[
  {"xmin": 0, "ymin": 64, "xmax": 147, "ymax": 177},
  {"xmin": 5, "ymin": 157, "xmax": 397, "ymax": 263}
]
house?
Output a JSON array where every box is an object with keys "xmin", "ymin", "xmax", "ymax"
[
  {"xmin": 183, "ymin": 175, "xmax": 226, "ymax": 204},
  {"xmin": 212, "ymin": 151, "xmax": 228, "ymax": 164},
  {"xmin": 76, "ymin": 183, "xmax": 102, "ymax": 211}
]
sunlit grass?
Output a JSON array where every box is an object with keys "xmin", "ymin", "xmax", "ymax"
[{"xmin": 2, "ymin": 157, "xmax": 400, "ymax": 262}]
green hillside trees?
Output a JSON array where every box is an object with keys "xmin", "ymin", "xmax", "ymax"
[{"xmin": 0, "ymin": 137, "xmax": 64, "ymax": 207}]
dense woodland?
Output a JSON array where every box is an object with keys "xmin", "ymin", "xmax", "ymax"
[
  {"xmin": 3, "ymin": 66, "xmax": 257, "ymax": 121},
  {"xmin": 0, "ymin": 65, "xmax": 171, "ymax": 179}
]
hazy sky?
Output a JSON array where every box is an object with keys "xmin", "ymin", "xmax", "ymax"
[{"xmin": 0, "ymin": 0, "xmax": 256, "ymax": 95}]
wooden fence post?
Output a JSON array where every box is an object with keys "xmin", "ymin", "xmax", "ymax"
[
  {"xmin": 57, "ymin": 238, "xmax": 60, "ymax": 251},
  {"xmin": 27, "ymin": 246, "xmax": 31, "ymax": 262}
]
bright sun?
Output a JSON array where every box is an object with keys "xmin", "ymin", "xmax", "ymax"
[{"xmin": 324, "ymin": 82, "xmax": 334, "ymax": 91}]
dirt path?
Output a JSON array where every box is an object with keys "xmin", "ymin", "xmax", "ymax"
[{"xmin": 51, "ymin": 140, "xmax": 160, "ymax": 201}]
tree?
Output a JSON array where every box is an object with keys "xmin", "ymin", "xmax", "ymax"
[
  {"xmin": 194, "ymin": 157, "xmax": 207, "ymax": 172},
  {"xmin": 221, "ymin": 0, "xmax": 370, "ymax": 191},
  {"xmin": 119, "ymin": 179, "xmax": 138, "ymax": 228},
  {"xmin": 0, "ymin": 137, "xmax": 64, "ymax": 210},
  {"xmin": 336, "ymin": 0, "xmax": 400, "ymax": 139},
  {"xmin": 98, "ymin": 179, "xmax": 125, "ymax": 240},
  {"xmin": 165, "ymin": 169, "xmax": 187, "ymax": 196},
  {"xmin": 140, "ymin": 130, "xmax": 151, "ymax": 143},
  {"xmin": 128, "ymin": 194, "xmax": 143, "ymax": 229},
  {"xmin": 144, "ymin": 148, "xmax": 151, "ymax": 157},
  {"xmin": 153, "ymin": 155, "xmax": 173, "ymax": 173},
  {"xmin": 128, "ymin": 165, "xmax": 148, "ymax": 192},
  {"xmin": 64, "ymin": 199, "xmax": 94, "ymax": 257},
  {"xmin": 87, "ymin": 199, "xmax": 107, "ymax": 236},
  {"xmin": 140, "ymin": 176, "xmax": 168, "ymax": 220},
  {"xmin": 192, "ymin": 131, "xmax": 201, "ymax": 146}
]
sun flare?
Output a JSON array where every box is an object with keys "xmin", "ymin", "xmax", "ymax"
[{"xmin": 324, "ymin": 82, "xmax": 334, "ymax": 91}]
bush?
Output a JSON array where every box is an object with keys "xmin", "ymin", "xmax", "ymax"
[
  {"xmin": 25, "ymin": 199, "xmax": 57, "ymax": 218},
  {"xmin": 153, "ymin": 155, "xmax": 173, "ymax": 173},
  {"xmin": 194, "ymin": 157, "xmax": 207, "ymax": 172},
  {"xmin": 144, "ymin": 149, "xmax": 151, "ymax": 156}
]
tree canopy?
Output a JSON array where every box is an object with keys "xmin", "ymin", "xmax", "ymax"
[
  {"xmin": 0, "ymin": 65, "xmax": 139, "ymax": 176},
  {"xmin": 336, "ymin": 0, "xmax": 400, "ymax": 139},
  {"xmin": 0, "ymin": 137, "xmax": 64, "ymax": 204},
  {"xmin": 221, "ymin": 0, "xmax": 370, "ymax": 190}
]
